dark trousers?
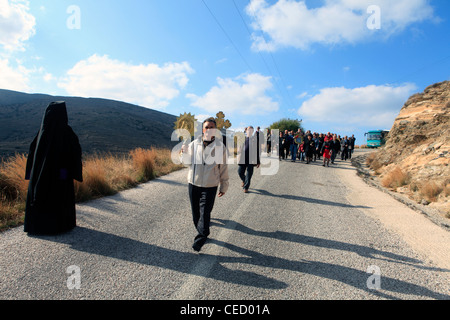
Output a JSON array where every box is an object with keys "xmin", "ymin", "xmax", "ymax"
[
  {"xmin": 188, "ymin": 184, "xmax": 218, "ymax": 248},
  {"xmin": 279, "ymin": 146, "xmax": 285, "ymax": 159},
  {"xmin": 341, "ymin": 148, "xmax": 348, "ymax": 160},
  {"xmin": 284, "ymin": 145, "xmax": 290, "ymax": 158},
  {"xmin": 238, "ymin": 164, "xmax": 254, "ymax": 190}
]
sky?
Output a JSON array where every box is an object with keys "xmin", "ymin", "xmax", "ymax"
[{"xmin": 1, "ymin": 0, "xmax": 449, "ymax": 146}]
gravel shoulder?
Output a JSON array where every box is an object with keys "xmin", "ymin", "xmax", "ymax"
[{"xmin": 343, "ymin": 151, "xmax": 450, "ymax": 272}]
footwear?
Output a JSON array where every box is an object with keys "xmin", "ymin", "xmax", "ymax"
[
  {"xmin": 241, "ymin": 182, "xmax": 245, "ymax": 188},
  {"xmin": 192, "ymin": 237, "xmax": 207, "ymax": 252},
  {"xmin": 244, "ymin": 189, "xmax": 249, "ymax": 193},
  {"xmin": 192, "ymin": 243, "xmax": 202, "ymax": 252}
]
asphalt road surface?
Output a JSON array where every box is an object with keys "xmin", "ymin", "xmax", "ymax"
[{"xmin": 1, "ymin": 150, "xmax": 449, "ymax": 302}]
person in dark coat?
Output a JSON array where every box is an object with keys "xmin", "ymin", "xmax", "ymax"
[
  {"xmin": 340, "ymin": 136, "xmax": 349, "ymax": 161},
  {"xmin": 278, "ymin": 131, "xmax": 285, "ymax": 160},
  {"xmin": 331, "ymin": 134, "xmax": 340, "ymax": 164},
  {"xmin": 237, "ymin": 126, "xmax": 261, "ymax": 193},
  {"xmin": 303, "ymin": 134, "xmax": 315, "ymax": 164},
  {"xmin": 24, "ymin": 101, "xmax": 83, "ymax": 235}
]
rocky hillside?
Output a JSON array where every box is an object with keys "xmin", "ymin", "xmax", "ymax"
[{"xmin": 367, "ymin": 80, "xmax": 449, "ymax": 219}]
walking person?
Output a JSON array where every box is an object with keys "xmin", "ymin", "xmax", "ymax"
[
  {"xmin": 348, "ymin": 134, "xmax": 356, "ymax": 159},
  {"xmin": 237, "ymin": 126, "xmax": 261, "ymax": 193},
  {"xmin": 24, "ymin": 101, "xmax": 83, "ymax": 235},
  {"xmin": 283, "ymin": 130, "xmax": 291, "ymax": 159},
  {"xmin": 181, "ymin": 118, "xmax": 229, "ymax": 252},
  {"xmin": 313, "ymin": 133, "xmax": 320, "ymax": 162},
  {"xmin": 331, "ymin": 134, "xmax": 340, "ymax": 164},
  {"xmin": 304, "ymin": 134, "xmax": 315, "ymax": 164},
  {"xmin": 266, "ymin": 128, "xmax": 272, "ymax": 156},
  {"xmin": 321, "ymin": 134, "xmax": 333, "ymax": 167},
  {"xmin": 299, "ymin": 142, "xmax": 305, "ymax": 162},
  {"xmin": 340, "ymin": 136, "xmax": 349, "ymax": 161},
  {"xmin": 279, "ymin": 131, "xmax": 285, "ymax": 160},
  {"xmin": 290, "ymin": 130, "xmax": 300, "ymax": 162},
  {"xmin": 317, "ymin": 133, "xmax": 324, "ymax": 161}
]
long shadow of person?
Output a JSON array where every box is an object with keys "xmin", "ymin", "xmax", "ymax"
[
  {"xmin": 208, "ymin": 238, "xmax": 450, "ymax": 300},
  {"xmin": 35, "ymin": 225, "xmax": 450, "ymax": 299},
  {"xmin": 32, "ymin": 226, "xmax": 287, "ymax": 290},
  {"xmin": 251, "ymin": 189, "xmax": 372, "ymax": 209},
  {"xmin": 211, "ymin": 219, "xmax": 430, "ymax": 266}
]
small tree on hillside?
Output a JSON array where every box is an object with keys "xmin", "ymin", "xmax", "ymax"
[{"xmin": 269, "ymin": 118, "xmax": 303, "ymax": 132}]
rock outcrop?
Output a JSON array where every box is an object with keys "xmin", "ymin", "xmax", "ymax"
[{"xmin": 368, "ymin": 80, "xmax": 449, "ymax": 218}]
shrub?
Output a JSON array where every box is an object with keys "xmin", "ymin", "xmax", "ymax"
[
  {"xmin": 419, "ymin": 182, "xmax": 443, "ymax": 203},
  {"xmin": 366, "ymin": 152, "xmax": 383, "ymax": 172},
  {"xmin": 381, "ymin": 167, "xmax": 409, "ymax": 189}
]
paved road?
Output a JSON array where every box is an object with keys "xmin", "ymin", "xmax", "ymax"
[{"xmin": 1, "ymin": 150, "xmax": 449, "ymax": 301}]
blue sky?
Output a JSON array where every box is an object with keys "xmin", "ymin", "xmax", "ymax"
[{"xmin": 1, "ymin": 0, "xmax": 449, "ymax": 146}]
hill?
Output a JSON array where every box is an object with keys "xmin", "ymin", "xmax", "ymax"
[
  {"xmin": 0, "ymin": 89, "xmax": 178, "ymax": 158},
  {"xmin": 367, "ymin": 80, "xmax": 449, "ymax": 219}
]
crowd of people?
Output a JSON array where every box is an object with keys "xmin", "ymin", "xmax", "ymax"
[{"xmin": 264, "ymin": 128, "xmax": 356, "ymax": 167}]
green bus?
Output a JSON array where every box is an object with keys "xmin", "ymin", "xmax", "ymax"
[{"xmin": 365, "ymin": 130, "xmax": 390, "ymax": 148}]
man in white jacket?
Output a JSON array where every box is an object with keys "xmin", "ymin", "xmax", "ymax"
[{"xmin": 181, "ymin": 118, "xmax": 229, "ymax": 252}]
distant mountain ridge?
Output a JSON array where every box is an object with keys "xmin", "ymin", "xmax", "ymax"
[{"xmin": 0, "ymin": 89, "xmax": 178, "ymax": 158}]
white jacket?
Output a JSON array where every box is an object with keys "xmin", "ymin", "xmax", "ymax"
[{"xmin": 180, "ymin": 137, "xmax": 229, "ymax": 194}]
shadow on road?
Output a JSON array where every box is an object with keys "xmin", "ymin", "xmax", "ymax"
[
  {"xmin": 251, "ymin": 189, "xmax": 372, "ymax": 209},
  {"xmin": 34, "ymin": 225, "xmax": 450, "ymax": 300},
  {"xmin": 212, "ymin": 219, "xmax": 425, "ymax": 265},
  {"xmin": 210, "ymin": 219, "xmax": 450, "ymax": 299},
  {"xmin": 32, "ymin": 227, "xmax": 286, "ymax": 290}
]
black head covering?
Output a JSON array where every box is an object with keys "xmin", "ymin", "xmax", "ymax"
[{"xmin": 24, "ymin": 101, "xmax": 83, "ymax": 235}]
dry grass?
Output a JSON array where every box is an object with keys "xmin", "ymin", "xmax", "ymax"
[
  {"xmin": 1, "ymin": 148, "xmax": 183, "ymax": 232},
  {"xmin": 366, "ymin": 152, "xmax": 383, "ymax": 173},
  {"xmin": 0, "ymin": 154, "xmax": 29, "ymax": 201},
  {"xmin": 381, "ymin": 167, "xmax": 410, "ymax": 189},
  {"xmin": 419, "ymin": 181, "xmax": 444, "ymax": 203},
  {"xmin": 130, "ymin": 148, "xmax": 157, "ymax": 182},
  {"xmin": 445, "ymin": 184, "xmax": 450, "ymax": 197},
  {"xmin": 0, "ymin": 200, "xmax": 25, "ymax": 232},
  {"xmin": 0, "ymin": 154, "xmax": 29, "ymax": 231}
]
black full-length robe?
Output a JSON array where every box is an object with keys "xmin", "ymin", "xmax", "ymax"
[{"xmin": 24, "ymin": 101, "xmax": 83, "ymax": 235}]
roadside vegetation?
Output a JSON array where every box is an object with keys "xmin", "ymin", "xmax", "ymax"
[
  {"xmin": 366, "ymin": 151, "xmax": 449, "ymax": 218},
  {"xmin": 0, "ymin": 148, "xmax": 184, "ymax": 232}
]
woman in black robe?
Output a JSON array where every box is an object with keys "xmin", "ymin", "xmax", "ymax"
[{"xmin": 24, "ymin": 101, "xmax": 83, "ymax": 235}]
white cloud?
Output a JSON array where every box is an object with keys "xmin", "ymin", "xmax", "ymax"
[
  {"xmin": 58, "ymin": 54, "xmax": 194, "ymax": 109},
  {"xmin": 0, "ymin": 58, "xmax": 31, "ymax": 91},
  {"xmin": 246, "ymin": 0, "xmax": 435, "ymax": 51},
  {"xmin": 186, "ymin": 73, "xmax": 279, "ymax": 116},
  {"xmin": 43, "ymin": 73, "xmax": 54, "ymax": 82},
  {"xmin": 0, "ymin": 0, "xmax": 36, "ymax": 51},
  {"xmin": 298, "ymin": 83, "xmax": 417, "ymax": 129}
]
